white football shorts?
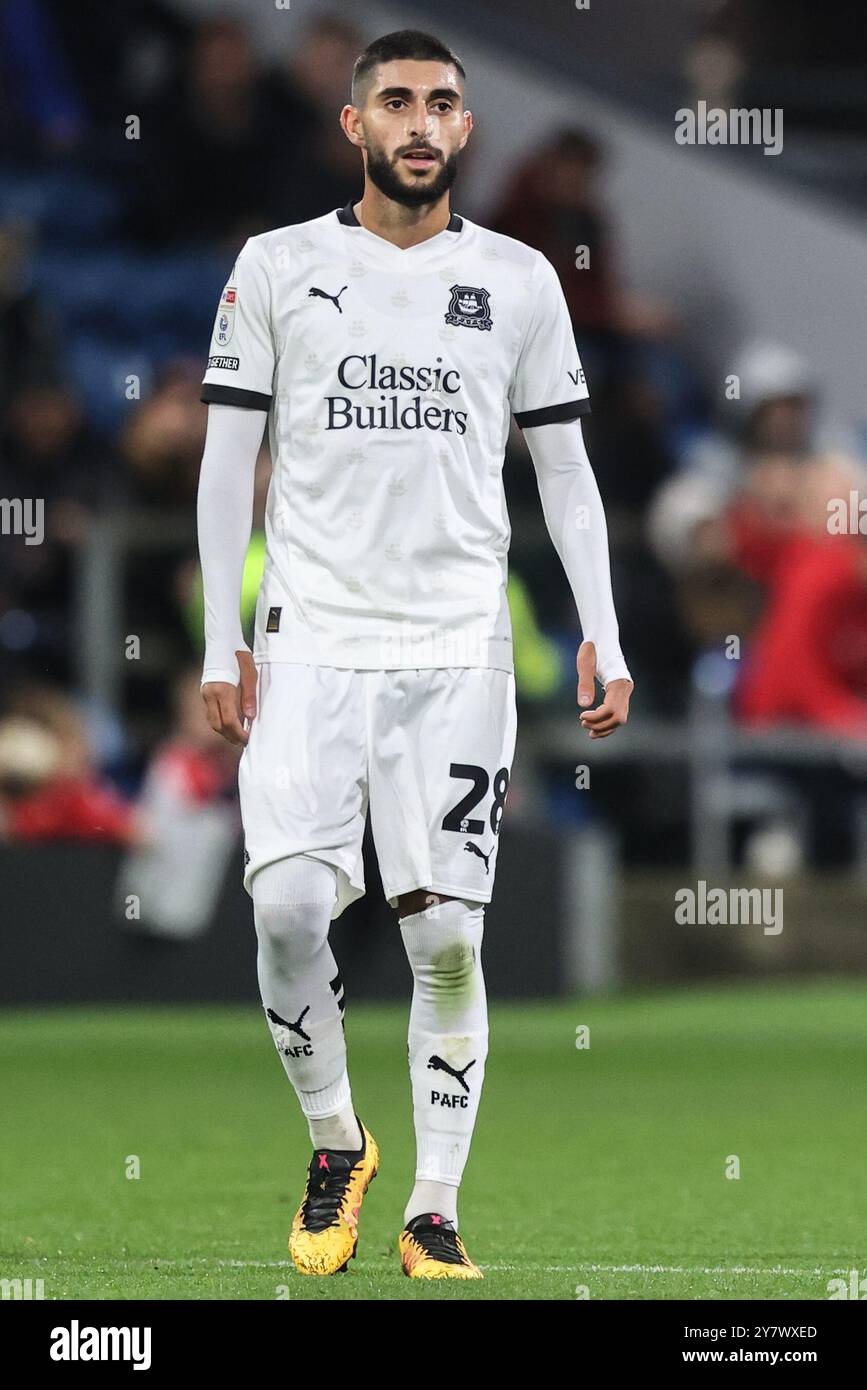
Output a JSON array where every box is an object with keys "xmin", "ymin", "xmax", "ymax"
[{"xmin": 238, "ymin": 664, "xmax": 517, "ymax": 917}]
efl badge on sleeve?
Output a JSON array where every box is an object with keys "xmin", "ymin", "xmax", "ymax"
[
  {"xmin": 445, "ymin": 284, "xmax": 492, "ymax": 331},
  {"xmin": 214, "ymin": 284, "xmax": 237, "ymax": 346}
]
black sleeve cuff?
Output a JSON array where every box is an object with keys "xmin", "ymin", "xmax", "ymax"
[
  {"xmin": 513, "ymin": 397, "xmax": 591, "ymax": 430},
  {"xmin": 201, "ymin": 383, "xmax": 272, "ymax": 411}
]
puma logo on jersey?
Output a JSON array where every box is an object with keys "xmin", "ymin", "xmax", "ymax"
[
  {"xmin": 309, "ymin": 285, "xmax": 348, "ymax": 313},
  {"xmin": 427, "ymin": 1055, "xmax": 476, "ymax": 1093},
  {"xmin": 463, "ymin": 840, "xmax": 491, "ymax": 873}
]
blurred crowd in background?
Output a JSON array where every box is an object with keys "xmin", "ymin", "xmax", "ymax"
[{"xmin": 1, "ymin": 1, "xmax": 866, "ymax": 893}]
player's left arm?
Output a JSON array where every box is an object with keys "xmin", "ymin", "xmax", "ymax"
[
  {"xmin": 510, "ymin": 252, "xmax": 633, "ymax": 737},
  {"xmin": 523, "ymin": 418, "xmax": 633, "ymax": 737}
]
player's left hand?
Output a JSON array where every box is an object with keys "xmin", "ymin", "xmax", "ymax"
[{"xmin": 576, "ymin": 639, "xmax": 633, "ymax": 739}]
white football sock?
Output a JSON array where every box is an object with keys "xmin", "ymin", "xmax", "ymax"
[
  {"xmin": 252, "ymin": 856, "xmax": 361, "ymax": 1151},
  {"xmin": 405, "ymin": 1179, "xmax": 459, "ymax": 1228},
  {"xmin": 399, "ymin": 899, "xmax": 488, "ymax": 1228},
  {"xmin": 305, "ymin": 1090, "xmax": 363, "ymax": 1152}
]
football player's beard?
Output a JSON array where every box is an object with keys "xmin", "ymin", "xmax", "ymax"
[{"xmin": 364, "ymin": 141, "xmax": 459, "ymax": 208}]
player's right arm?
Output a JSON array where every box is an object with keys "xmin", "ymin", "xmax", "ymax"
[
  {"xmin": 197, "ymin": 238, "xmax": 276, "ymax": 745},
  {"xmin": 197, "ymin": 403, "xmax": 265, "ymax": 745}
]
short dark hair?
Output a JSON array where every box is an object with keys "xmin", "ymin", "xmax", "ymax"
[{"xmin": 351, "ymin": 29, "xmax": 465, "ymax": 107}]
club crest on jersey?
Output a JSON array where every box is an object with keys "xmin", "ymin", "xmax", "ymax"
[
  {"xmin": 214, "ymin": 284, "xmax": 236, "ymax": 346},
  {"xmin": 445, "ymin": 284, "xmax": 492, "ymax": 331}
]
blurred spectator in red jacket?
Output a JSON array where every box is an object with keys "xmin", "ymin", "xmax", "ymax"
[
  {"xmin": 729, "ymin": 510, "xmax": 867, "ymax": 737},
  {"xmin": 141, "ymin": 666, "xmax": 239, "ymax": 817},
  {"xmin": 0, "ymin": 688, "xmax": 136, "ymax": 842},
  {"xmin": 649, "ymin": 342, "xmax": 864, "ymax": 571},
  {"xmin": 117, "ymin": 668, "xmax": 240, "ymax": 938}
]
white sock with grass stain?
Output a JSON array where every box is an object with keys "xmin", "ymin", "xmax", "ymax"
[{"xmin": 399, "ymin": 899, "xmax": 488, "ymax": 1229}]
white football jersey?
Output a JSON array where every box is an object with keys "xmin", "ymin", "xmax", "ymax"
[{"xmin": 201, "ymin": 200, "xmax": 590, "ymax": 671}]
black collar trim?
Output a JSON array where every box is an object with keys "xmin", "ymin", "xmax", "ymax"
[{"xmin": 336, "ymin": 200, "xmax": 463, "ymax": 233}]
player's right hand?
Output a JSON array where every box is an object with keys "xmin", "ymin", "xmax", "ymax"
[{"xmin": 202, "ymin": 651, "xmax": 258, "ymax": 745}]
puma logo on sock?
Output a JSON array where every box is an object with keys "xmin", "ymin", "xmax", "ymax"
[
  {"xmin": 266, "ymin": 1005, "xmax": 312, "ymax": 1043},
  {"xmin": 427, "ymin": 1055, "xmax": 476, "ymax": 1093}
]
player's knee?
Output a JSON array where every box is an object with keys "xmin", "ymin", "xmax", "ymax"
[
  {"xmin": 399, "ymin": 898, "xmax": 485, "ymax": 997},
  {"xmin": 254, "ymin": 903, "xmax": 325, "ymax": 972},
  {"xmin": 431, "ymin": 934, "xmax": 478, "ymax": 996},
  {"xmin": 251, "ymin": 857, "xmax": 336, "ymax": 967}
]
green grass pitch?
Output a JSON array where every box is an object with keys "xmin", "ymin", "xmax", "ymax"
[{"xmin": 2, "ymin": 980, "xmax": 865, "ymax": 1300}]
